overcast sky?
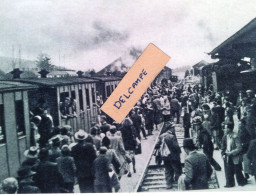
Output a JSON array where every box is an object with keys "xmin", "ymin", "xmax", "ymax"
[{"xmin": 1, "ymin": 0, "xmax": 256, "ymax": 71}]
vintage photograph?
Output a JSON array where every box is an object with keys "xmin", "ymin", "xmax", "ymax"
[{"xmin": 0, "ymin": 0, "xmax": 256, "ymax": 193}]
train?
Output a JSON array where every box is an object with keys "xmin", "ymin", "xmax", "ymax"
[{"xmin": 0, "ymin": 73, "xmax": 121, "ymax": 181}]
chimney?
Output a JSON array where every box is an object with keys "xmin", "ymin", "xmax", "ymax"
[
  {"xmin": 10, "ymin": 68, "xmax": 23, "ymax": 79},
  {"xmin": 106, "ymin": 71, "xmax": 112, "ymax": 76},
  {"xmin": 77, "ymin": 71, "xmax": 84, "ymax": 78},
  {"xmin": 38, "ymin": 69, "xmax": 49, "ymax": 78}
]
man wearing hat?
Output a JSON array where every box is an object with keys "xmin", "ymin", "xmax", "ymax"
[
  {"xmin": 71, "ymin": 129, "xmax": 97, "ymax": 193},
  {"xmin": 155, "ymin": 125, "xmax": 182, "ymax": 189},
  {"xmin": 183, "ymin": 138, "xmax": 212, "ymax": 190},
  {"xmin": 17, "ymin": 166, "xmax": 40, "ymax": 193},
  {"xmin": 21, "ymin": 146, "xmax": 39, "ymax": 168}
]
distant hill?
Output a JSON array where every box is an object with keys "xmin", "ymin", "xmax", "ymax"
[{"xmin": 96, "ymin": 47, "xmax": 142, "ymax": 76}]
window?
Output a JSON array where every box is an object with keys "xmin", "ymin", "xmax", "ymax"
[
  {"xmin": 86, "ymin": 88, "xmax": 90, "ymax": 109},
  {"xmin": 111, "ymin": 85, "xmax": 114, "ymax": 93},
  {"xmin": 15, "ymin": 100, "xmax": 25, "ymax": 136},
  {"xmin": 91, "ymin": 87, "xmax": 96, "ymax": 103},
  {"xmin": 79, "ymin": 89, "xmax": 84, "ymax": 111},
  {"xmin": 60, "ymin": 92, "xmax": 69, "ymax": 102},
  {"xmin": 0, "ymin": 104, "xmax": 5, "ymax": 144},
  {"xmin": 106, "ymin": 86, "xmax": 111, "ymax": 97}
]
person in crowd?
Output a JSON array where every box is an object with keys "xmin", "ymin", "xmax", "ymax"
[
  {"xmin": 21, "ymin": 146, "xmax": 40, "ymax": 169},
  {"xmin": 100, "ymin": 116, "xmax": 111, "ymax": 135},
  {"xmin": 183, "ymin": 138, "xmax": 212, "ymax": 190},
  {"xmin": 30, "ymin": 115, "xmax": 41, "ymax": 146},
  {"xmin": 170, "ymin": 95, "xmax": 181, "ymax": 124},
  {"xmin": 221, "ymin": 124, "xmax": 247, "ymax": 187},
  {"xmin": 155, "ymin": 124, "xmax": 182, "ymax": 189},
  {"xmin": 145, "ymin": 99, "xmax": 154, "ymax": 135},
  {"xmin": 245, "ymin": 90, "xmax": 256, "ymax": 139},
  {"xmin": 247, "ymin": 139, "xmax": 256, "ymax": 181},
  {"xmin": 102, "ymin": 136, "xmax": 121, "ymax": 173},
  {"xmin": 198, "ymin": 121, "xmax": 222, "ymax": 171},
  {"xmin": 130, "ymin": 107, "xmax": 143, "ymax": 140},
  {"xmin": 56, "ymin": 145, "xmax": 76, "ymax": 193},
  {"xmin": 152, "ymin": 94, "xmax": 163, "ymax": 130},
  {"xmin": 93, "ymin": 147, "xmax": 112, "ymax": 193},
  {"xmin": 0, "ymin": 177, "xmax": 19, "ymax": 194},
  {"xmin": 183, "ymin": 106, "xmax": 191, "ymax": 138},
  {"xmin": 59, "ymin": 125, "xmax": 73, "ymax": 146},
  {"xmin": 137, "ymin": 109, "xmax": 147, "ymax": 139},
  {"xmin": 162, "ymin": 95, "xmax": 171, "ymax": 123},
  {"xmin": 91, "ymin": 126, "xmax": 102, "ymax": 151},
  {"xmin": 17, "ymin": 166, "xmax": 40, "ymax": 194},
  {"xmin": 121, "ymin": 117, "xmax": 137, "ymax": 177},
  {"xmin": 71, "ymin": 130, "xmax": 97, "ymax": 193},
  {"xmin": 38, "ymin": 109, "xmax": 54, "ymax": 147},
  {"xmin": 33, "ymin": 148, "xmax": 61, "ymax": 193},
  {"xmin": 238, "ymin": 121, "xmax": 251, "ymax": 179},
  {"xmin": 211, "ymin": 100, "xmax": 225, "ymax": 149},
  {"xmin": 48, "ymin": 137, "xmax": 62, "ymax": 162}
]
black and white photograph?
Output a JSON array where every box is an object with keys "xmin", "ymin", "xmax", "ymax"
[{"xmin": 0, "ymin": 0, "xmax": 256, "ymax": 193}]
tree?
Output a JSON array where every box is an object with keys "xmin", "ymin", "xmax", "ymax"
[
  {"xmin": 36, "ymin": 53, "xmax": 54, "ymax": 71},
  {"xmin": 185, "ymin": 70, "xmax": 190, "ymax": 78}
]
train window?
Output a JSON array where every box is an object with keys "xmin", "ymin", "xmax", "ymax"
[
  {"xmin": 15, "ymin": 100, "xmax": 25, "ymax": 137},
  {"xmin": 0, "ymin": 104, "xmax": 6, "ymax": 144},
  {"xmin": 86, "ymin": 88, "xmax": 90, "ymax": 109},
  {"xmin": 111, "ymin": 85, "xmax": 114, "ymax": 93},
  {"xmin": 106, "ymin": 85, "xmax": 111, "ymax": 97},
  {"xmin": 92, "ymin": 87, "xmax": 96, "ymax": 103},
  {"xmin": 79, "ymin": 89, "xmax": 84, "ymax": 111},
  {"xmin": 60, "ymin": 92, "xmax": 69, "ymax": 102}
]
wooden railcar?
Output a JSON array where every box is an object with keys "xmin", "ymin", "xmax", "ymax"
[
  {"xmin": 17, "ymin": 77, "xmax": 99, "ymax": 133},
  {"xmin": 0, "ymin": 81, "xmax": 37, "ymax": 181}
]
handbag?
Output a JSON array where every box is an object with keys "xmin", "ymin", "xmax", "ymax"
[{"xmin": 160, "ymin": 137, "xmax": 171, "ymax": 158}]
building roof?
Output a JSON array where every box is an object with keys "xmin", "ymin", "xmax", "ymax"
[
  {"xmin": 209, "ymin": 17, "xmax": 256, "ymax": 58},
  {"xmin": 0, "ymin": 81, "xmax": 38, "ymax": 93},
  {"xmin": 15, "ymin": 77, "xmax": 99, "ymax": 87},
  {"xmin": 192, "ymin": 60, "xmax": 209, "ymax": 69},
  {"xmin": 90, "ymin": 76, "xmax": 122, "ymax": 82}
]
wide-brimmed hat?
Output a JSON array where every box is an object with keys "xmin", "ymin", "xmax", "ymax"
[
  {"xmin": 74, "ymin": 129, "xmax": 88, "ymax": 140},
  {"xmin": 24, "ymin": 146, "xmax": 39, "ymax": 159},
  {"xmin": 183, "ymin": 138, "xmax": 196, "ymax": 150},
  {"xmin": 192, "ymin": 116, "xmax": 202, "ymax": 125},
  {"xmin": 17, "ymin": 166, "xmax": 36, "ymax": 179},
  {"xmin": 51, "ymin": 136, "xmax": 61, "ymax": 146}
]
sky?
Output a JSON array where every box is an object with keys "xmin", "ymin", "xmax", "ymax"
[{"xmin": 1, "ymin": 0, "xmax": 256, "ymax": 71}]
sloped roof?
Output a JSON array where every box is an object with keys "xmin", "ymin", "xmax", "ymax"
[
  {"xmin": 0, "ymin": 81, "xmax": 37, "ymax": 92},
  {"xmin": 209, "ymin": 17, "xmax": 256, "ymax": 58},
  {"xmin": 192, "ymin": 60, "xmax": 209, "ymax": 68},
  {"xmin": 15, "ymin": 77, "xmax": 98, "ymax": 87}
]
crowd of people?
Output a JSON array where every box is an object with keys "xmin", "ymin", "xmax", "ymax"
[{"xmin": 0, "ymin": 80, "xmax": 256, "ymax": 193}]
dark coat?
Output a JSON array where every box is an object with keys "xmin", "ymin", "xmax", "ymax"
[
  {"xmin": 212, "ymin": 106, "xmax": 225, "ymax": 123},
  {"xmin": 145, "ymin": 108, "xmax": 154, "ymax": 130},
  {"xmin": 33, "ymin": 160, "xmax": 61, "ymax": 193},
  {"xmin": 71, "ymin": 142, "xmax": 97, "ymax": 179},
  {"xmin": 93, "ymin": 154, "xmax": 111, "ymax": 192},
  {"xmin": 18, "ymin": 181, "xmax": 41, "ymax": 194},
  {"xmin": 130, "ymin": 113, "xmax": 142, "ymax": 129},
  {"xmin": 56, "ymin": 156, "xmax": 76, "ymax": 183},
  {"xmin": 121, "ymin": 125, "xmax": 137, "ymax": 151},
  {"xmin": 155, "ymin": 131, "xmax": 181, "ymax": 162},
  {"xmin": 198, "ymin": 129, "xmax": 214, "ymax": 157},
  {"xmin": 184, "ymin": 151, "xmax": 212, "ymax": 190},
  {"xmin": 170, "ymin": 98, "xmax": 180, "ymax": 111},
  {"xmin": 183, "ymin": 113, "xmax": 191, "ymax": 128},
  {"xmin": 247, "ymin": 139, "xmax": 256, "ymax": 176}
]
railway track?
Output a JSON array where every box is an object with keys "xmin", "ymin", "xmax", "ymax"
[{"xmin": 135, "ymin": 122, "xmax": 219, "ymax": 192}]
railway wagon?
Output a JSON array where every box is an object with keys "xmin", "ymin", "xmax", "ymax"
[
  {"xmin": 0, "ymin": 81, "xmax": 37, "ymax": 181},
  {"xmin": 17, "ymin": 77, "xmax": 99, "ymax": 134},
  {"xmin": 91, "ymin": 76, "xmax": 121, "ymax": 102}
]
